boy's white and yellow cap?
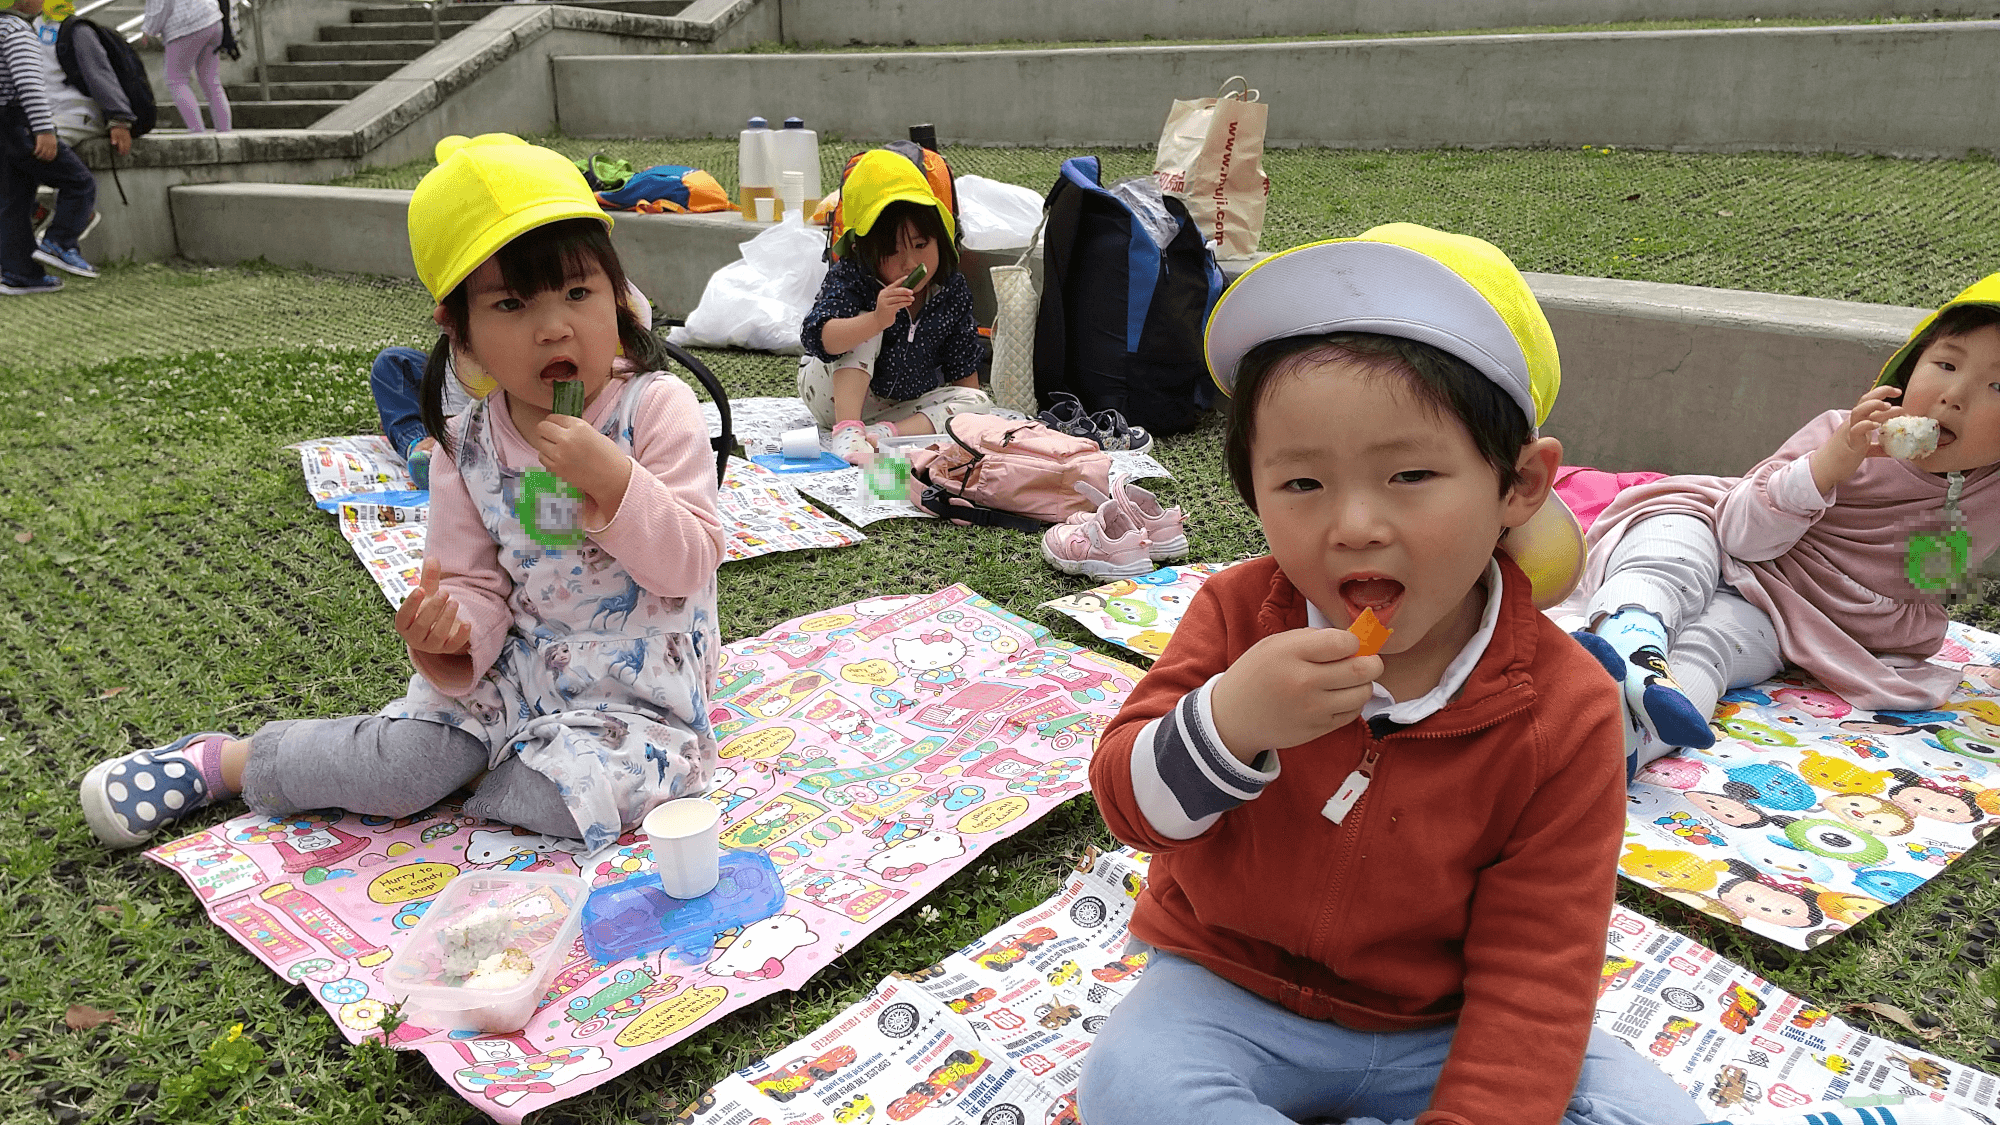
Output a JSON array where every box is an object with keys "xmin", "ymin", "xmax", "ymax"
[
  {"xmin": 1876, "ymin": 271, "xmax": 2000, "ymax": 389},
  {"xmin": 409, "ymin": 133, "xmax": 608, "ymax": 303},
  {"xmin": 1205, "ymin": 222, "xmax": 1584, "ymax": 609}
]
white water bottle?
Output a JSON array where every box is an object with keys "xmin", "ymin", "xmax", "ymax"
[
  {"xmin": 768, "ymin": 117, "xmax": 821, "ymax": 220},
  {"xmin": 738, "ymin": 116, "xmax": 774, "ymax": 221}
]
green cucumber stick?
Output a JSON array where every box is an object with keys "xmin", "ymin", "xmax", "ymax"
[
  {"xmin": 551, "ymin": 380, "xmax": 586, "ymax": 417},
  {"xmin": 901, "ymin": 263, "xmax": 927, "ymax": 290}
]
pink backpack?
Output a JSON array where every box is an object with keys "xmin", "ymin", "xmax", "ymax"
[{"xmin": 906, "ymin": 415, "xmax": 1112, "ymax": 530}]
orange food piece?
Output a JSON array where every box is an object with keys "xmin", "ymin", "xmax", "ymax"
[{"xmin": 1348, "ymin": 608, "xmax": 1392, "ymax": 657}]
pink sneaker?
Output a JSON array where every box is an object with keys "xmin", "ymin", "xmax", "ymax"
[
  {"xmin": 1042, "ymin": 496, "xmax": 1155, "ymax": 579},
  {"xmin": 1064, "ymin": 478, "xmax": 1188, "ymax": 561}
]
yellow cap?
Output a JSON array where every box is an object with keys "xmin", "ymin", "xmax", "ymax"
[
  {"xmin": 840, "ymin": 148, "xmax": 956, "ymax": 249},
  {"xmin": 408, "ymin": 134, "xmax": 609, "ymax": 302},
  {"xmin": 1876, "ymin": 272, "xmax": 2000, "ymax": 389},
  {"xmin": 1203, "ymin": 222, "xmax": 1581, "ymax": 608}
]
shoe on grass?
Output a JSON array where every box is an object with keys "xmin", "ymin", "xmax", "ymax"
[
  {"xmin": 34, "ymin": 239, "xmax": 98, "ymax": 279},
  {"xmin": 80, "ymin": 732, "xmax": 230, "ymax": 848},
  {"xmin": 1042, "ymin": 496, "xmax": 1155, "ymax": 579},
  {"xmin": 0, "ymin": 272, "xmax": 62, "ymax": 294},
  {"xmin": 1038, "ymin": 392, "xmax": 1099, "ymax": 443},
  {"xmin": 1064, "ymin": 477, "xmax": 1187, "ymax": 561},
  {"xmin": 1089, "ymin": 408, "xmax": 1152, "ymax": 453}
]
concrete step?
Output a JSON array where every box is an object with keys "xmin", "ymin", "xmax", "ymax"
[
  {"xmin": 347, "ymin": 0, "xmax": 690, "ymax": 21},
  {"xmin": 157, "ymin": 99, "xmax": 344, "ymax": 129},
  {"xmin": 224, "ymin": 80, "xmax": 378, "ymax": 100},
  {"xmin": 287, "ymin": 39, "xmax": 435, "ymax": 61},
  {"xmin": 261, "ymin": 59, "xmax": 407, "ymax": 82},
  {"xmin": 317, "ymin": 20, "xmax": 467, "ymax": 42}
]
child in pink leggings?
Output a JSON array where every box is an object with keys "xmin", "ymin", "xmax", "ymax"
[{"xmin": 141, "ymin": 0, "xmax": 230, "ymax": 132}]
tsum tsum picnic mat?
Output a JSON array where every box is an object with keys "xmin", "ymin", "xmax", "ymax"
[
  {"xmin": 290, "ymin": 434, "xmax": 864, "ymax": 606},
  {"xmin": 1621, "ymin": 622, "xmax": 2000, "ymax": 950},
  {"xmin": 1043, "ymin": 565, "xmax": 2000, "ymax": 951},
  {"xmin": 668, "ymin": 848, "xmax": 2000, "ymax": 1124},
  {"xmin": 145, "ymin": 586, "xmax": 1142, "ymax": 1123}
]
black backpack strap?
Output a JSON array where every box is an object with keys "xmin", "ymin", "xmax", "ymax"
[
  {"xmin": 659, "ymin": 339, "xmax": 731, "ymax": 487},
  {"xmin": 916, "ymin": 487, "xmax": 1046, "ymax": 533}
]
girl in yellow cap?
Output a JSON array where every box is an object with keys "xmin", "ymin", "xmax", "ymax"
[
  {"xmin": 80, "ymin": 135, "xmax": 727, "ymax": 855},
  {"xmin": 1573, "ymin": 275, "xmax": 2000, "ymax": 772},
  {"xmin": 799, "ymin": 144, "xmax": 991, "ymax": 466}
]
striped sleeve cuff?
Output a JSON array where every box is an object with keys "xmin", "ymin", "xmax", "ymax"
[{"xmin": 1128, "ymin": 676, "xmax": 1280, "ymax": 840}]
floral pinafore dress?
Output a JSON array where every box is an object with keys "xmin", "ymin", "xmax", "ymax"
[{"xmin": 381, "ymin": 372, "xmax": 719, "ymax": 852}]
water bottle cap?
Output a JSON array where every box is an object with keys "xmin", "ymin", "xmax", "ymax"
[
  {"xmin": 783, "ymin": 117, "xmax": 806, "ymax": 129},
  {"xmin": 746, "ymin": 116, "xmax": 768, "ymax": 128}
]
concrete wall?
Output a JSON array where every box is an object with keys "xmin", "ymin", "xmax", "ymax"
[
  {"xmin": 779, "ymin": 0, "xmax": 1993, "ymax": 46},
  {"xmin": 169, "ymin": 182, "xmax": 768, "ymax": 318},
  {"xmin": 168, "ymin": 181, "xmax": 1929, "ymax": 476},
  {"xmin": 1525, "ymin": 274, "xmax": 1923, "ymax": 476},
  {"xmin": 556, "ymin": 22, "xmax": 2000, "ymax": 157}
]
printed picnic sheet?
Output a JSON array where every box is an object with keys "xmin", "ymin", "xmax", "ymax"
[
  {"xmin": 291, "ymin": 436, "xmax": 865, "ymax": 605},
  {"xmin": 145, "ymin": 586, "xmax": 1143, "ymax": 1123},
  {"xmin": 1042, "ymin": 562, "xmax": 1236, "ymax": 661},
  {"xmin": 1040, "ymin": 565, "xmax": 2000, "ymax": 951},
  {"xmin": 673, "ymin": 849, "xmax": 2000, "ymax": 1124},
  {"xmin": 1621, "ymin": 620, "xmax": 2000, "ymax": 951}
]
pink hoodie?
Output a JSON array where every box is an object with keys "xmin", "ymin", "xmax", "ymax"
[{"xmin": 1579, "ymin": 410, "xmax": 2000, "ymax": 710}]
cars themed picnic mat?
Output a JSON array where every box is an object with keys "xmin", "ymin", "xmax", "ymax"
[
  {"xmin": 670, "ymin": 849, "xmax": 2000, "ymax": 1124},
  {"xmin": 291, "ymin": 435, "xmax": 864, "ymax": 606},
  {"xmin": 145, "ymin": 586, "xmax": 1141, "ymax": 1123},
  {"xmin": 1042, "ymin": 565, "xmax": 2000, "ymax": 951}
]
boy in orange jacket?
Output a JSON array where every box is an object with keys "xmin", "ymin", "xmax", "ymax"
[{"xmin": 1079, "ymin": 225, "xmax": 1702, "ymax": 1125}]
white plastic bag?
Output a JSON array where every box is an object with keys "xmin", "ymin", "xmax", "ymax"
[
  {"xmin": 668, "ymin": 218, "xmax": 829, "ymax": 353},
  {"xmin": 956, "ymin": 175, "xmax": 1044, "ymax": 250}
]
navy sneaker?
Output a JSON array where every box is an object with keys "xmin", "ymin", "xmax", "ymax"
[
  {"xmin": 1038, "ymin": 392, "xmax": 1098, "ymax": 442},
  {"xmin": 34, "ymin": 239, "xmax": 98, "ymax": 279},
  {"xmin": 0, "ymin": 273, "xmax": 63, "ymax": 294},
  {"xmin": 80, "ymin": 732, "xmax": 230, "ymax": 847}
]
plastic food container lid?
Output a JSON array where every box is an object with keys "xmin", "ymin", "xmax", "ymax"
[
  {"xmin": 783, "ymin": 117, "xmax": 806, "ymax": 129},
  {"xmin": 384, "ymin": 869, "xmax": 587, "ymax": 1034}
]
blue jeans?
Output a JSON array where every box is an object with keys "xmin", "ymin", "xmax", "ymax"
[
  {"xmin": 1077, "ymin": 951, "xmax": 1705, "ymax": 1125},
  {"xmin": 370, "ymin": 346, "xmax": 429, "ymax": 458},
  {"xmin": 0, "ymin": 103, "xmax": 95, "ymax": 280}
]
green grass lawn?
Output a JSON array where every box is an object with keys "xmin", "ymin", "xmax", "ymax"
[
  {"xmin": 332, "ymin": 139, "xmax": 2000, "ymax": 311},
  {"xmin": 4, "ymin": 242, "xmax": 2000, "ymax": 1121}
]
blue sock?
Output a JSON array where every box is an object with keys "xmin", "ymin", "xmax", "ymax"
[
  {"xmin": 1573, "ymin": 630, "xmax": 1672, "ymax": 778},
  {"xmin": 1593, "ymin": 609, "xmax": 1714, "ymax": 751}
]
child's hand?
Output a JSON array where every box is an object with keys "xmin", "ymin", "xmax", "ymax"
[
  {"xmin": 396, "ymin": 557, "xmax": 471, "ymax": 655},
  {"xmin": 1209, "ymin": 628, "xmax": 1383, "ymax": 765},
  {"xmin": 1810, "ymin": 384, "xmax": 1901, "ymax": 495},
  {"xmin": 873, "ymin": 283, "xmax": 916, "ymax": 329},
  {"xmin": 532, "ymin": 414, "xmax": 633, "ymax": 514}
]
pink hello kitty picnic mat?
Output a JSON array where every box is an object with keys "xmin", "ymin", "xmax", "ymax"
[{"xmin": 145, "ymin": 586, "xmax": 1141, "ymax": 1122}]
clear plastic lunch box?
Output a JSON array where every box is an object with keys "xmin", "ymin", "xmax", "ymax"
[{"xmin": 384, "ymin": 869, "xmax": 587, "ymax": 1033}]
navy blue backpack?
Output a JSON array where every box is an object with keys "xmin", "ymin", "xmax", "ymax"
[{"xmin": 1033, "ymin": 156, "xmax": 1225, "ymax": 437}]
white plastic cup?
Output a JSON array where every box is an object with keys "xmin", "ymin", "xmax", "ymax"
[
  {"xmin": 779, "ymin": 425, "xmax": 821, "ymax": 459},
  {"xmin": 778, "ymin": 169, "xmax": 806, "ymax": 223},
  {"xmin": 644, "ymin": 798, "xmax": 722, "ymax": 899},
  {"xmin": 754, "ymin": 196, "xmax": 776, "ymax": 223}
]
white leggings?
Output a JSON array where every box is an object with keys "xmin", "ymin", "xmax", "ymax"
[{"xmin": 1586, "ymin": 513, "xmax": 1785, "ymax": 719}]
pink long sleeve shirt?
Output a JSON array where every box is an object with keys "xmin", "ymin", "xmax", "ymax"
[{"xmin": 1580, "ymin": 410, "xmax": 2000, "ymax": 709}]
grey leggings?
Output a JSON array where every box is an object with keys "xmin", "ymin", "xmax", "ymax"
[
  {"xmin": 1586, "ymin": 513, "xmax": 1785, "ymax": 720},
  {"xmin": 240, "ymin": 716, "xmax": 581, "ymax": 839}
]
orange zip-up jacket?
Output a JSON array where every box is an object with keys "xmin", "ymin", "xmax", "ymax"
[{"xmin": 1089, "ymin": 553, "xmax": 1626, "ymax": 1125}]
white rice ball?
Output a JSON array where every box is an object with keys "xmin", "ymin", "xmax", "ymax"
[{"xmin": 1880, "ymin": 415, "xmax": 1939, "ymax": 460}]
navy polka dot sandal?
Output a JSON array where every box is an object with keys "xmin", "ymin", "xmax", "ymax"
[{"xmin": 79, "ymin": 732, "xmax": 228, "ymax": 848}]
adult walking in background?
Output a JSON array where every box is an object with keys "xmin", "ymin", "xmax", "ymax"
[{"xmin": 141, "ymin": 0, "xmax": 230, "ymax": 133}]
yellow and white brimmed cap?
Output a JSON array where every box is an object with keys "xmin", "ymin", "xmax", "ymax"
[
  {"xmin": 1876, "ymin": 271, "xmax": 2000, "ymax": 389},
  {"xmin": 1204, "ymin": 222, "xmax": 1583, "ymax": 608},
  {"xmin": 409, "ymin": 133, "xmax": 609, "ymax": 303}
]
